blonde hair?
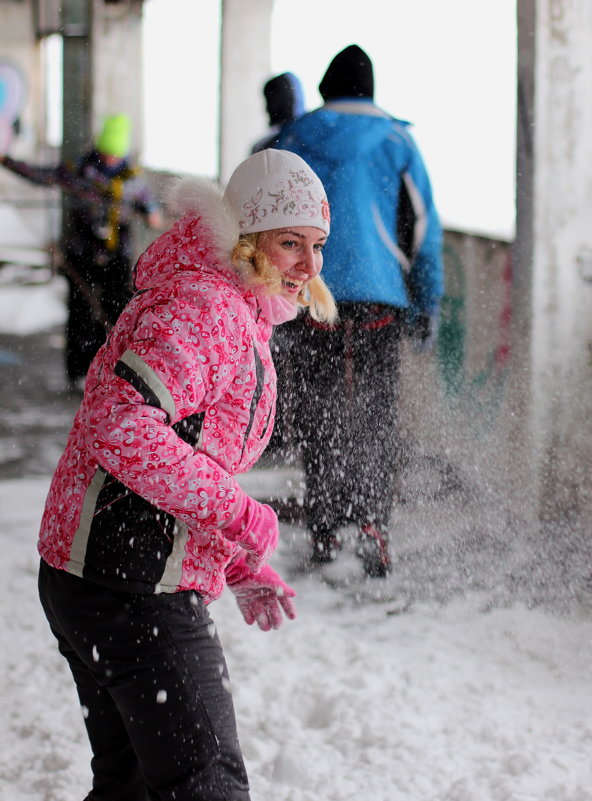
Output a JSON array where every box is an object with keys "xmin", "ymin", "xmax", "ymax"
[{"xmin": 231, "ymin": 233, "xmax": 338, "ymax": 324}]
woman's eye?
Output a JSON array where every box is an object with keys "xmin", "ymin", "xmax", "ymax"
[
  {"xmin": 314, "ymin": 243, "xmax": 325, "ymax": 252},
  {"xmin": 281, "ymin": 239, "xmax": 296, "ymax": 248}
]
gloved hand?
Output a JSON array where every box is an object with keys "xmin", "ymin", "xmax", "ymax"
[
  {"xmin": 222, "ymin": 494, "xmax": 279, "ymax": 573},
  {"xmin": 411, "ymin": 308, "xmax": 440, "ymax": 352},
  {"xmin": 226, "ymin": 557, "xmax": 296, "ymax": 631}
]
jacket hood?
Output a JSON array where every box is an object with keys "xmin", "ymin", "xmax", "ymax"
[
  {"xmin": 134, "ymin": 176, "xmax": 247, "ymax": 292},
  {"xmin": 280, "ymin": 103, "xmax": 404, "ymax": 163}
]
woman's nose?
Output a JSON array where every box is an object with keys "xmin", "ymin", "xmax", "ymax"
[{"xmin": 299, "ymin": 248, "xmax": 321, "ymax": 277}]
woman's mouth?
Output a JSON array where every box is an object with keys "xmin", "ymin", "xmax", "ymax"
[{"xmin": 281, "ymin": 279, "xmax": 300, "ymax": 294}]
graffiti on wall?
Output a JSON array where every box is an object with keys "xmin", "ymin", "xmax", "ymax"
[
  {"xmin": 0, "ymin": 60, "xmax": 27, "ymax": 154},
  {"xmin": 438, "ymin": 237, "xmax": 512, "ymax": 434}
]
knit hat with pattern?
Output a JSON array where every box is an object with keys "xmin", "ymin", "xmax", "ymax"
[{"xmin": 223, "ymin": 149, "xmax": 330, "ymax": 236}]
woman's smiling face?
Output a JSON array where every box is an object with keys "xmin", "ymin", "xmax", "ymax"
[{"xmin": 257, "ymin": 226, "xmax": 327, "ymax": 303}]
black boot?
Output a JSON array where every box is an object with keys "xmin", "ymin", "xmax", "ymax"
[{"xmin": 356, "ymin": 524, "xmax": 392, "ymax": 578}]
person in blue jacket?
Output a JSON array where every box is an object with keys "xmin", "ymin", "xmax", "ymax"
[{"xmin": 275, "ymin": 44, "xmax": 444, "ymax": 577}]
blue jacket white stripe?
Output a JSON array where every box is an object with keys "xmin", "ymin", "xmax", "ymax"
[{"xmin": 275, "ymin": 99, "xmax": 444, "ymax": 315}]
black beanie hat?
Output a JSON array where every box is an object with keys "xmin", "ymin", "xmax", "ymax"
[
  {"xmin": 318, "ymin": 44, "xmax": 374, "ymax": 101},
  {"xmin": 264, "ymin": 73, "xmax": 305, "ymax": 126}
]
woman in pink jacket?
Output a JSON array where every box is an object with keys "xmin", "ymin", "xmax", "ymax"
[{"xmin": 37, "ymin": 149, "xmax": 335, "ymax": 801}]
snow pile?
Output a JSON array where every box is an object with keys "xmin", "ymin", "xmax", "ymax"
[{"xmin": 1, "ymin": 479, "xmax": 592, "ymax": 801}]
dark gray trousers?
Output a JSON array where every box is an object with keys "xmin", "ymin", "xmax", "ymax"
[{"xmin": 280, "ymin": 304, "xmax": 404, "ymax": 539}]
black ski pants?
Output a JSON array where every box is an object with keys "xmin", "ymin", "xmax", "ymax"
[
  {"xmin": 285, "ymin": 303, "xmax": 404, "ymax": 538},
  {"xmin": 63, "ymin": 247, "xmax": 133, "ymax": 381},
  {"xmin": 38, "ymin": 560, "xmax": 250, "ymax": 801}
]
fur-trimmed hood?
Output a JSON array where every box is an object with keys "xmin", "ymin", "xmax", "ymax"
[
  {"xmin": 134, "ymin": 175, "xmax": 247, "ymax": 292},
  {"xmin": 166, "ymin": 175, "xmax": 238, "ymax": 261}
]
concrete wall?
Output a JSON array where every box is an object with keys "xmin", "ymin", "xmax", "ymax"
[
  {"xmin": 398, "ymin": 230, "xmax": 513, "ymax": 506},
  {"xmin": 0, "ymin": 1, "xmax": 58, "ymax": 263},
  {"xmin": 0, "ymin": 0, "xmax": 44, "ymax": 150}
]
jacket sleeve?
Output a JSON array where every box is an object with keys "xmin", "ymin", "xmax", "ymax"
[
  {"xmin": 1, "ymin": 155, "xmax": 62, "ymax": 187},
  {"xmin": 398, "ymin": 140, "xmax": 444, "ymax": 317},
  {"xmin": 1, "ymin": 155, "xmax": 115, "ymax": 206},
  {"xmin": 81, "ymin": 301, "xmax": 249, "ymax": 532},
  {"xmin": 129, "ymin": 173, "xmax": 161, "ymax": 216}
]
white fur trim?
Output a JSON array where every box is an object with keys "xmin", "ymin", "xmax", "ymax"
[{"xmin": 166, "ymin": 176, "xmax": 240, "ymax": 263}]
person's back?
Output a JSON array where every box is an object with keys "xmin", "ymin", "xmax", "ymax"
[
  {"xmin": 276, "ymin": 45, "xmax": 442, "ymax": 318},
  {"xmin": 273, "ymin": 45, "xmax": 444, "ymax": 577}
]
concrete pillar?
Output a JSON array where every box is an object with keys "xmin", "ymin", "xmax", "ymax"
[
  {"xmin": 58, "ymin": 1, "xmax": 148, "ymax": 252},
  {"xmin": 516, "ymin": 0, "xmax": 592, "ymax": 523},
  {"xmin": 219, "ymin": 0, "xmax": 274, "ymax": 181},
  {"xmin": 91, "ymin": 0, "xmax": 145, "ymax": 154},
  {"xmin": 506, "ymin": 0, "xmax": 538, "ymax": 523},
  {"xmin": 60, "ymin": 0, "xmax": 146, "ymax": 158},
  {"xmin": 61, "ymin": 0, "xmax": 92, "ymax": 160},
  {"xmin": 60, "ymin": 0, "xmax": 92, "ymax": 248}
]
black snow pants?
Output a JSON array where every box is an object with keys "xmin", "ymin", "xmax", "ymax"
[
  {"xmin": 63, "ymin": 245, "xmax": 133, "ymax": 382},
  {"xmin": 38, "ymin": 560, "xmax": 250, "ymax": 801},
  {"xmin": 282, "ymin": 303, "xmax": 404, "ymax": 539}
]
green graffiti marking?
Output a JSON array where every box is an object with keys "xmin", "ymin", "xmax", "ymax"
[
  {"xmin": 437, "ymin": 240, "xmax": 512, "ymax": 435},
  {"xmin": 438, "ymin": 242, "xmax": 466, "ymax": 399}
]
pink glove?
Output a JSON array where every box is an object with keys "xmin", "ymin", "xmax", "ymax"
[
  {"xmin": 226, "ymin": 557, "xmax": 296, "ymax": 631},
  {"xmin": 223, "ymin": 495, "xmax": 279, "ymax": 573}
]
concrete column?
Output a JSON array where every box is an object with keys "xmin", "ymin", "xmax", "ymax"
[
  {"xmin": 219, "ymin": 0, "xmax": 274, "ymax": 181},
  {"xmin": 91, "ymin": 0, "xmax": 145, "ymax": 154},
  {"xmin": 536, "ymin": 0, "xmax": 592, "ymax": 520},
  {"xmin": 516, "ymin": 0, "xmax": 592, "ymax": 522},
  {"xmin": 60, "ymin": 0, "xmax": 92, "ymax": 248},
  {"xmin": 61, "ymin": 0, "xmax": 92, "ymax": 160},
  {"xmin": 506, "ymin": 0, "xmax": 538, "ymax": 523}
]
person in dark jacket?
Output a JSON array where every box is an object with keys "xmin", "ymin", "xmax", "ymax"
[
  {"xmin": 251, "ymin": 72, "xmax": 306, "ymax": 154},
  {"xmin": 0, "ymin": 114, "xmax": 162, "ymax": 389},
  {"xmin": 275, "ymin": 44, "xmax": 444, "ymax": 577}
]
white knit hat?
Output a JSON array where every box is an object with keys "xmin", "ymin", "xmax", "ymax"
[{"xmin": 223, "ymin": 149, "xmax": 331, "ymax": 236}]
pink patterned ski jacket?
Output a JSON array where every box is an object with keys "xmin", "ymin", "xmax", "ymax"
[{"xmin": 38, "ymin": 209, "xmax": 277, "ymax": 601}]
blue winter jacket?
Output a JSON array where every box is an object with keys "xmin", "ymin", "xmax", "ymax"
[{"xmin": 275, "ymin": 100, "xmax": 444, "ymax": 315}]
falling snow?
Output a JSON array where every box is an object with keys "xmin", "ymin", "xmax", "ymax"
[{"xmin": 1, "ymin": 276, "xmax": 591, "ymax": 801}]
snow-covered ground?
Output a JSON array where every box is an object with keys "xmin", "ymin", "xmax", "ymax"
[{"xmin": 1, "ymin": 272, "xmax": 592, "ymax": 801}]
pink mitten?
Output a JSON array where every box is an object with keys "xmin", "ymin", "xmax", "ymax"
[
  {"xmin": 226, "ymin": 558, "xmax": 296, "ymax": 631},
  {"xmin": 223, "ymin": 495, "xmax": 279, "ymax": 572}
]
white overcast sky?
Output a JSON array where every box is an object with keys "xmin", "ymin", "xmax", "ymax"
[{"xmin": 143, "ymin": 0, "xmax": 517, "ymax": 239}]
